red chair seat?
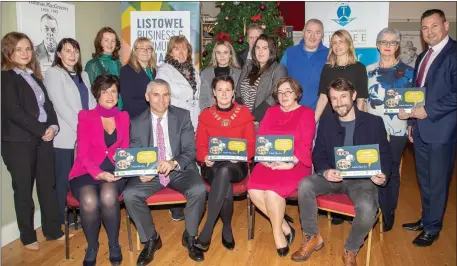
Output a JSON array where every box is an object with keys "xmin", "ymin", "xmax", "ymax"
[
  {"xmin": 66, "ymin": 191, "xmax": 124, "ymax": 208},
  {"xmin": 316, "ymin": 194, "xmax": 355, "ymax": 216},
  {"xmin": 286, "ymin": 190, "xmax": 298, "ymax": 199},
  {"xmin": 203, "ymin": 177, "xmax": 249, "ymax": 195},
  {"xmin": 145, "ymin": 188, "xmax": 186, "ymax": 204}
]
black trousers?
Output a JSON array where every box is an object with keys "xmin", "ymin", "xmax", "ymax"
[
  {"xmin": 54, "ymin": 148, "xmax": 74, "ymax": 224},
  {"xmin": 378, "ymin": 135, "xmax": 408, "ymax": 227},
  {"xmin": 413, "ymin": 127, "xmax": 457, "ymax": 234},
  {"xmin": 1, "ymin": 139, "xmax": 63, "ymax": 245}
]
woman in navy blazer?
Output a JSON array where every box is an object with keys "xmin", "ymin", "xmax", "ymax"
[
  {"xmin": 120, "ymin": 37, "xmax": 157, "ymax": 118},
  {"xmin": 68, "ymin": 74, "xmax": 130, "ymax": 266},
  {"xmin": 1, "ymin": 32, "xmax": 64, "ymax": 250}
]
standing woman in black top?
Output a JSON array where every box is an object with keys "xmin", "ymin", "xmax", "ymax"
[
  {"xmin": 236, "ymin": 34, "xmax": 287, "ymax": 130},
  {"xmin": 1, "ymin": 32, "xmax": 64, "ymax": 250},
  {"xmin": 314, "ymin": 30, "xmax": 368, "ymax": 122},
  {"xmin": 120, "ymin": 37, "xmax": 157, "ymax": 118}
]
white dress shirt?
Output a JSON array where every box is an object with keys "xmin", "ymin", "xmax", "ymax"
[
  {"xmin": 418, "ymin": 35, "xmax": 449, "ymax": 87},
  {"xmin": 151, "ymin": 111, "xmax": 173, "ymax": 161}
]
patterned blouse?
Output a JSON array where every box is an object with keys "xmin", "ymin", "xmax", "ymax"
[
  {"xmin": 367, "ymin": 61, "xmax": 414, "ymax": 136},
  {"xmin": 240, "ymin": 76, "xmax": 261, "ymax": 112}
]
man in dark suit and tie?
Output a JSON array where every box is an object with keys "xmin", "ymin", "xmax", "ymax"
[
  {"xmin": 237, "ymin": 23, "xmax": 263, "ymax": 68},
  {"xmin": 399, "ymin": 9, "xmax": 457, "ymax": 247},
  {"xmin": 123, "ymin": 79, "xmax": 207, "ymax": 265}
]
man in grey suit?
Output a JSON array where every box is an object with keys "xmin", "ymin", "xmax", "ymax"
[{"xmin": 123, "ymin": 79, "xmax": 206, "ymax": 265}]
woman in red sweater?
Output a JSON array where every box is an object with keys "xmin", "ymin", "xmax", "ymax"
[{"xmin": 194, "ymin": 75, "xmax": 255, "ymax": 251}]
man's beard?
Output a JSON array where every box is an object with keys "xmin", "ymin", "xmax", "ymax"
[{"xmin": 335, "ymin": 103, "xmax": 353, "ymax": 118}]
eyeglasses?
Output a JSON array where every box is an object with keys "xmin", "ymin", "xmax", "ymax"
[
  {"xmin": 378, "ymin": 40, "xmax": 399, "ymax": 47},
  {"xmin": 136, "ymin": 47, "xmax": 153, "ymax": 53},
  {"xmin": 277, "ymin": 91, "xmax": 294, "ymax": 97}
]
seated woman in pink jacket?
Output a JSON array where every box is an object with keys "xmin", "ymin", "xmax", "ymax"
[{"xmin": 68, "ymin": 74, "xmax": 130, "ymax": 266}]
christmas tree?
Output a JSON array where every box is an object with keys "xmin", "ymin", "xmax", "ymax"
[{"xmin": 201, "ymin": 1, "xmax": 294, "ymax": 69}]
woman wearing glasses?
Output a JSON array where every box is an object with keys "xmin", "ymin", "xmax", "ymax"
[
  {"xmin": 247, "ymin": 77, "xmax": 315, "ymax": 257},
  {"xmin": 120, "ymin": 37, "xmax": 157, "ymax": 118},
  {"xmin": 367, "ymin": 28, "xmax": 414, "ymax": 232}
]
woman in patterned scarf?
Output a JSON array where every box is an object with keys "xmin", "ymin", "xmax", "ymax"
[{"xmin": 156, "ymin": 35, "xmax": 201, "ymax": 131}]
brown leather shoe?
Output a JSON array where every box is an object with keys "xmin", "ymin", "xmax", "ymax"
[
  {"xmin": 342, "ymin": 249, "xmax": 358, "ymax": 266},
  {"xmin": 291, "ymin": 232, "xmax": 324, "ymax": 262}
]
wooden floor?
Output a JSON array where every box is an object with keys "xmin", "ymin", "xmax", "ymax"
[{"xmin": 2, "ymin": 145, "xmax": 456, "ymax": 266}]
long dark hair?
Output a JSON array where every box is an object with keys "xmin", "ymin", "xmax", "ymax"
[
  {"xmin": 247, "ymin": 34, "xmax": 278, "ymax": 85},
  {"xmin": 92, "ymin": 27, "xmax": 121, "ymax": 59},
  {"xmin": 52, "ymin": 38, "xmax": 83, "ymax": 82}
]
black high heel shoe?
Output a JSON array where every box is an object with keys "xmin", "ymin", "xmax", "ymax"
[
  {"xmin": 83, "ymin": 248, "xmax": 98, "ymax": 266},
  {"xmin": 222, "ymin": 235, "xmax": 235, "ymax": 250},
  {"xmin": 284, "ymin": 214, "xmax": 295, "ymax": 245},
  {"xmin": 109, "ymin": 245, "xmax": 123, "ymax": 266},
  {"xmin": 277, "ymin": 245, "xmax": 290, "ymax": 257},
  {"xmin": 194, "ymin": 238, "xmax": 210, "ymax": 252}
]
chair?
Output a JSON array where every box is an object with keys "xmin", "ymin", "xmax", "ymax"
[
  {"xmin": 131, "ymin": 188, "xmax": 187, "ymax": 251},
  {"xmin": 64, "ymin": 192, "xmax": 133, "ymax": 259},
  {"xmin": 316, "ymin": 194, "xmax": 382, "ymax": 266},
  {"xmin": 247, "ymin": 189, "xmax": 298, "ymax": 240}
]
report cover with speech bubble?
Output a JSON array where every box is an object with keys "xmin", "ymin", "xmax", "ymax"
[
  {"xmin": 254, "ymin": 135, "xmax": 294, "ymax": 162},
  {"xmin": 384, "ymin": 87, "xmax": 425, "ymax": 114},
  {"xmin": 114, "ymin": 147, "xmax": 158, "ymax": 177},
  {"xmin": 208, "ymin": 137, "xmax": 248, "ymax": 161},
  {"xmin": 334, "ymin": 144, "xmax": 381, "ymax": 178}
]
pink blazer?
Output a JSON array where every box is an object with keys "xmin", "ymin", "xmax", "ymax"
[{"xmin": 69, "ymin": 109, "xmax": 130, "ymax": 180}]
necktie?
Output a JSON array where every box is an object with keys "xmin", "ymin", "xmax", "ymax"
[
  {"xmin": 157, "ymin": 117, "xmax": 170, "ymax": 186},
  {"xmin": 415, "ymin": 48, "xmax": 433, "ymax": 87}
]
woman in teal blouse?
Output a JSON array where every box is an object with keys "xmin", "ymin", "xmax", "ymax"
[{"xmin": 85, "ymin": 27, "xmax": 123, "ymax": 109}]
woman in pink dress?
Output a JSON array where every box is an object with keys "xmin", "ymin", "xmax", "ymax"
[{"xmin": 248, "ymin": 77, "xmax": 315, "ymax": 257}]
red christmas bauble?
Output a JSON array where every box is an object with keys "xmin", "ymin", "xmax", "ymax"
[
  {"xmin": 238, "ymin": 37, "xmax": 244, "ymax": 44},
  {"xmin": 260, "ymin": 4, "xmax": 266, "ymax": 11},
  {"xmin": 202, "ymin": 50, "xmax": 208, "ymax": 57}
]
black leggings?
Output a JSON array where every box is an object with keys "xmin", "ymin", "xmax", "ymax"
[
  {"xmin": 199, "ymin": 161, "xmax": 248, "ymax": 242},
  {"xmin": 71, "ymin": 178, "xmax": 126, "ymax": 249}
]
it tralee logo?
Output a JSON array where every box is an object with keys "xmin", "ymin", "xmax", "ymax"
[{"xmin": 332, "ymin": 4, "xmax": 356, "ymax": 27}]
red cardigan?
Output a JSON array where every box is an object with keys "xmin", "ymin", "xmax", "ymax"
[
  {"xmin": 69, "ymin": 109, "xmax": 130, "ymax": 180},
  {"xmin": 196, "ymin": 103, "xmax": 255, "ymax": 163}
]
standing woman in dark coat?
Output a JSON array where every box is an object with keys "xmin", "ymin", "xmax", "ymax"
[
  {"xmin": 1, "ymin": 32, "xmax": 64, "ymax": 250},
  {"xmin": 120, "ymin": 37, "xmax": 157, "ymax": 118}
]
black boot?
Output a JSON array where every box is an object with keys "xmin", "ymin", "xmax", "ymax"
[
  {"xmin": 109, "ymin": 245, "xmax": 123, "ymax": 266},
  {"xmin": 137, "ymin": 234, "xmax": 162, "ymax": 266},
  {"xmin": 182, "ymin": 231, "xmax": 204, "ymax": 262},
  {"xmin": 83, "ymin": 248, "xmax": 98, "ymax": 266}
]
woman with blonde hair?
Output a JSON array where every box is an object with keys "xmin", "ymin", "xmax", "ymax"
[
  {"xmin": 199, "ymin": 40, "xmax": 241, "ymax": 109},
  {"xmin": 1, "ymin": 31, "xmax": 64, "ymax": 250},
  {"xmin": 120, "ymin": 37, "xmax": 157, "ymax": 118},
  {"xmin": 314, "ymin": 29, "xmax": 368, "ymax": 123},
  {"xmin": 156, "ymin": 35, "xmax": 201, "ymax": 130}
]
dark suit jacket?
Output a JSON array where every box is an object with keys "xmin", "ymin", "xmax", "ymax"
[
  {"xmin": 313, "ymin": 107, "xmax": 393, "ymax": 185},
  {"xmin": 120, "ymin": 64, "xmax": 155, "ymax": 119},
  {"xmin": 35, "ymin": 41, "xmax": 52, "ymax": 64},
  {"xmin": 237, "ymin": 49, "xmax": 249, "ymax": 68},
  {"xmin": 1, "ymin": 69, "xmax": 58, "ymax": 142},
  {"xmin": 413, "ymin": 37, "xmax": 457, "ymax": 143},
  {"xmin": 130, "ymin": 105, "xmax": 197, "ymax": 174}
]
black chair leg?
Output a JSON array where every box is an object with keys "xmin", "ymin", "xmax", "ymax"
[{"xmin": 248, "ymin": 195, "xmax": 255, "ymax": 240}]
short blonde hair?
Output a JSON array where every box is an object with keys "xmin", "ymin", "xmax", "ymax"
[
  {"xmin": 327, "ymin": 30, "xmax": 357, "ymax": 67},
  {"xmin": 127, "ymin": 37, "xmax": 157, "ymax": 73},
  {"xmin": 165, "ymin": 35, "xmax": 193, "ymax": 63},
  {"xmin": 210, "ymin": 40, "xmax": 240, "ymax": 69}
]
